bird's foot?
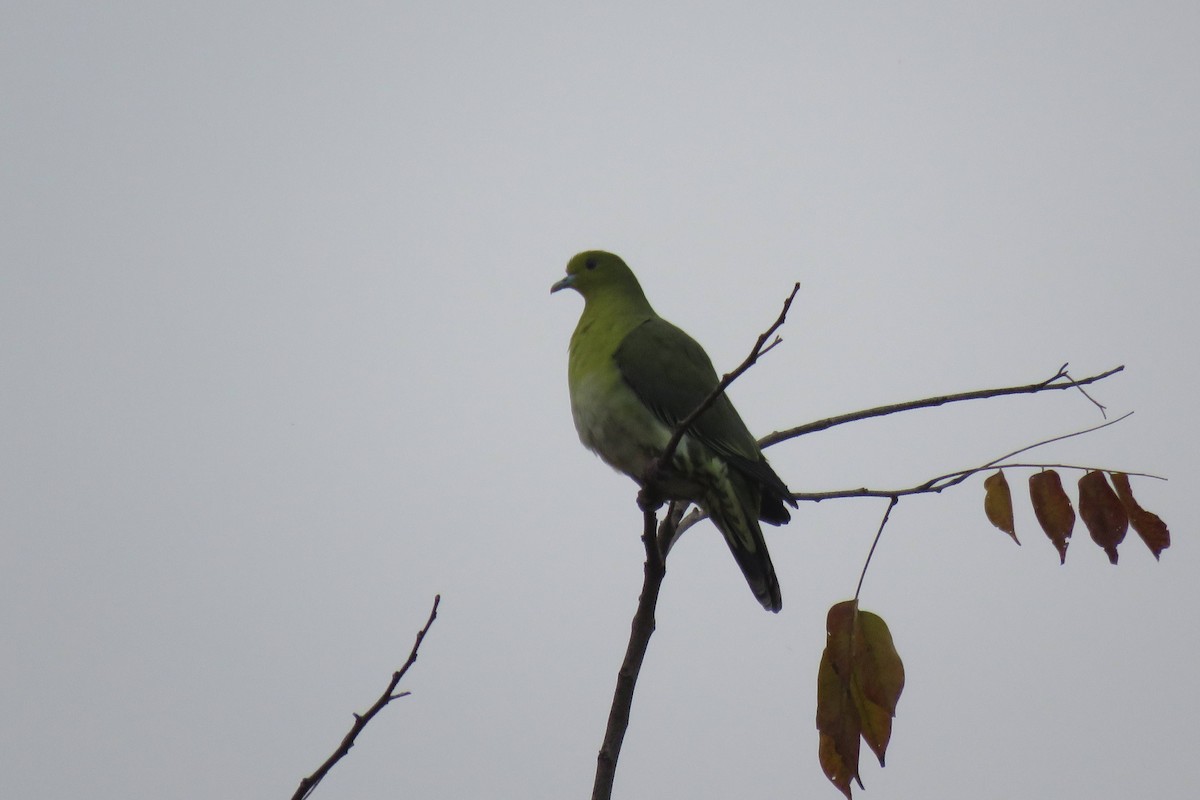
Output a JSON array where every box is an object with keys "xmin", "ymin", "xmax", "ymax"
[
  {"xmin": 638, "ymin": 460, "xmax": 669, "ymax": 512},
  {"xmin": 636, "ymin": 486, "xmax": 665, "ymax": 513}
]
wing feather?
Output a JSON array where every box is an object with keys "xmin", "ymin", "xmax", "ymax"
[{"xmin": 614, "ymin": 318, "xmax": 796, "ymax": 517}]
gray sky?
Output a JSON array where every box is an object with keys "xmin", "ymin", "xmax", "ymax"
[{"xmin": 3, "ymin": 2, "xmax": 1197, "ymax": 798}]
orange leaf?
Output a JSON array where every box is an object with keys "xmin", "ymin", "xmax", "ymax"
[
  {"xmin": 983, "ymin": 470, "xmax": 1018, "ymax": 544},
  {"xmin": 1110, "ymin": 473, "xmax": 1170, "ymax": 560},
  {"xmin": 1028, "ymin": 470, "xmax": 1075, "ymax": 564},
  {"xmin": 816, "ymin": 601, "xmax": 905, "ymax": 798},
  {"xmin": 1078, "ymin": 471, "xmax": 1129, "ymax": 564}
]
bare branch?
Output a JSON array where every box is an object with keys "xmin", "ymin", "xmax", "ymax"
[
  {"xmin": 788, "ymin": 413, "xmax": 1160, "ymax": 503},
  {"xmin": 1062, "ymin": 367, "xmax": 1109, "ymax": 416},
  {"xmin": 759, "ymin": 365, "xmax": 1125, "ymax": 449},
  {"xmin": 593, "ymin": 507, "xmax": 669, "ymax": 800},
  {"xmin": 291, "ymin": 595, "xmax": 441, "ymax": 800}
]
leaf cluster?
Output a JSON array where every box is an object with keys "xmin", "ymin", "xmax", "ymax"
[
  {"xmin": 984, "ymin": 469, "xmax": 1169, "ymax": 563},
  {"xmin": 816, "ymin": 600, "xmax": 904, "ymax": 800}
]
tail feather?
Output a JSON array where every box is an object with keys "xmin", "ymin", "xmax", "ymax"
[
  {"xmin": 703, "ymin": 477, "xmax": 783, "ymax": 613},
  {"xmin": 723, "ymin": 451, "xmax": 797, "ymax": 526}
]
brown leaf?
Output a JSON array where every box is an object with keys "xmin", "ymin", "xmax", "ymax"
[
  {"xmin": 1028, "ymin": 470, "xmax": 1075, "ymax": 564},
  {"xmin": 817, "ymin": 650, "xmax": 861, "ymax": 800},
  {"xmin": 983, "ymin": 470, "xmax": 1018, "ymax": 544},
  {"xmin": 1109, "ymin": 473, "xmax": 1170, "ymax": 559},
  {"xmin": 1078, "ymin": 471, "xmax": 1129, "ymax": 564},
  {"xmin": 816, "ymin": 601, "xmax": 905, "ymax": 797},
  {"xmin": 854, "ymin": 611, "xmax": 905, "ymax": 765},
  {"xmin": 852, "ymin": 683, "xmax": 894, "ymax": 770},
  {"xmin": 817, "ymin": 601, "xmax": 862, "ymax": 798}
]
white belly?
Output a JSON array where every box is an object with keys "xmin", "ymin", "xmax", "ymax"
[{"xmin": 570, "ymin": 370, "xmax": 715, "ymax": 499}]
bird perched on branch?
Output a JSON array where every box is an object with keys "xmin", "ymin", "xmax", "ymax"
[{"xmin": 552, "ymin": 250, "xmax": 796, "ymax": 612}]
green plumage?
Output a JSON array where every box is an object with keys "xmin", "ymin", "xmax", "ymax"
[{"xmin": 552, "ymin": 250, "xmax": 795, "ymax": 612}]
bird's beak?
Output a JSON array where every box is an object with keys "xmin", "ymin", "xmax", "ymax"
[{"xmin": 550, "ymin": 275, "xmax": 575, "ymax": 294}]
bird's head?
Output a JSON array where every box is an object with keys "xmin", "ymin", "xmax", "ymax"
[{"xmin": 550, "ymin": 250, "xmax": 642, "ymax": 299}]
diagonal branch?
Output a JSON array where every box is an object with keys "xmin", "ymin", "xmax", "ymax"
[
  {"xmin": 759, "ymin": 364, "xmax": 1124, "ymax": 449},
  {"xmin": 291, "ymin": 595, "xmax": 441, "ymax": 800}
]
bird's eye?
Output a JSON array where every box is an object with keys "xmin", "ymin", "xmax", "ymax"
[{"xmin": 585, "ymin": 256, "xmax": 597, "ymax": 270}]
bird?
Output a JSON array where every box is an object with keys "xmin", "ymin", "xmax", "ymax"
[{"xmin": 551, "ymin": 250, "xmax": 796, "ymax": 612}]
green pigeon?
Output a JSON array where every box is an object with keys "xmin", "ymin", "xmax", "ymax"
[{"xmin": 551, "ymin": 250, "xmax": 796, "ymax": 612}]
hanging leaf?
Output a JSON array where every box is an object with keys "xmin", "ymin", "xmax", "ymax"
[
  {"xmin": 854, "ymin": 610, "xmax": 905, "ymax": 766},
  {"xmin": 817, "ymin": 602, "xmax": 861, "ymax": 799},
  {"xmin": 1028, "ymin": 470, "xmax": 1074, "ymax": 564},
  {"xmin": 1078, "ymin": 471, "xmax": 1129, "ymax": 564},
  {"xmin": 1110, "ymin": 473, "xmax": 1170, "ymax": 559},
  {"xmin": 817, "ymin": 645, "xmax": 861, "ymax": 799},
  {"xmin": 983, "ymin": 470, "xmax": 1018, "ymax": 544},
  {"xmin": 816, "ymin": 601, "xmax": 905, "ymax": 799}
]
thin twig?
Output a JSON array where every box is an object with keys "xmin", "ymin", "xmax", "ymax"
[
  {"xmin": 291, "ymin": 595, "xmax": 441, "ymax": 800},
  {"xmin": 787, "ymin": 414, "xmax": 1154, "ymax": 503},
  {"xmin": 759, "ymin": 365, "xmax": 1124, "ymax": 449},
  {"xmin": 975, "ymin": 412, "xmax": 1131, "ymax": 472},
  {"xmin": 855, "ymin": 497, "xmax": 898, "ymax": 600},
  {"xmin": 1062, "ymin": 367, "xmax": 1108, "ymax": 417},
  {"xmin": 790, "ymin": 463, "xmax": 1166, "ymax": 502}
]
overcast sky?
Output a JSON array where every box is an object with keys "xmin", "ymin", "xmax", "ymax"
[{"xmin": 3, "ymin": 3, "xmax": 1197, "ymax": 799}]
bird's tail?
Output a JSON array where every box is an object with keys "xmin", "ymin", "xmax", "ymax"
[{"xmin": 703, "ymin": 477, "xmax": 782, "ymax": 613}]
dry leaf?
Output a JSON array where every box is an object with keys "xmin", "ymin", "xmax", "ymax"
[
  {"xmin": 1110, "ymin": 473, "xmax": 1170, "ymax": 559},
  {"xmin": 1029, "ymin": 470, "xmax": 1075, "ymax": 564},
  {"xmin": 1078, "ymin": 471, "xmax": 1129, "ymax": 564},
  {"xmin": 816, "ymin": 601, "xmax": 904, "ymax": 798},
  {"xmin": 983, "ymin": 470, "xmax": 1018, "ymax": 544}
]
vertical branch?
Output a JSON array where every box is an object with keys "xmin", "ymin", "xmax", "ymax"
[
  {"xmin": 592, "ymin": 504, "xmax": 668, "ymax": 800},
  {"xmin": 592, "ymin": 283, "xmax": 799, "ymax": 799}
]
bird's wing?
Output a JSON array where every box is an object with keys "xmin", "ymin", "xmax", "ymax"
[{"xmin": 613, "ymin": 318, "xmax": 792, "ymax": 502}]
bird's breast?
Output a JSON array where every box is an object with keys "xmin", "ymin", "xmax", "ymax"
[
  {"xmin": 570, "ymin": 369, "xmax": 664, "ymax": 479},
  {"xmin": 569, "ymin": 369, "xmax": 714, "ymax": 499}
]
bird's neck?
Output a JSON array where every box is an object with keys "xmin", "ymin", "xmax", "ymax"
[
  {"xmin": 569, "ymin": 287, "xmax": 656, "ymax": 365},
  {"xmin": 577, "ymin": 287, "xmax": 655, "ymax": 334}
]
